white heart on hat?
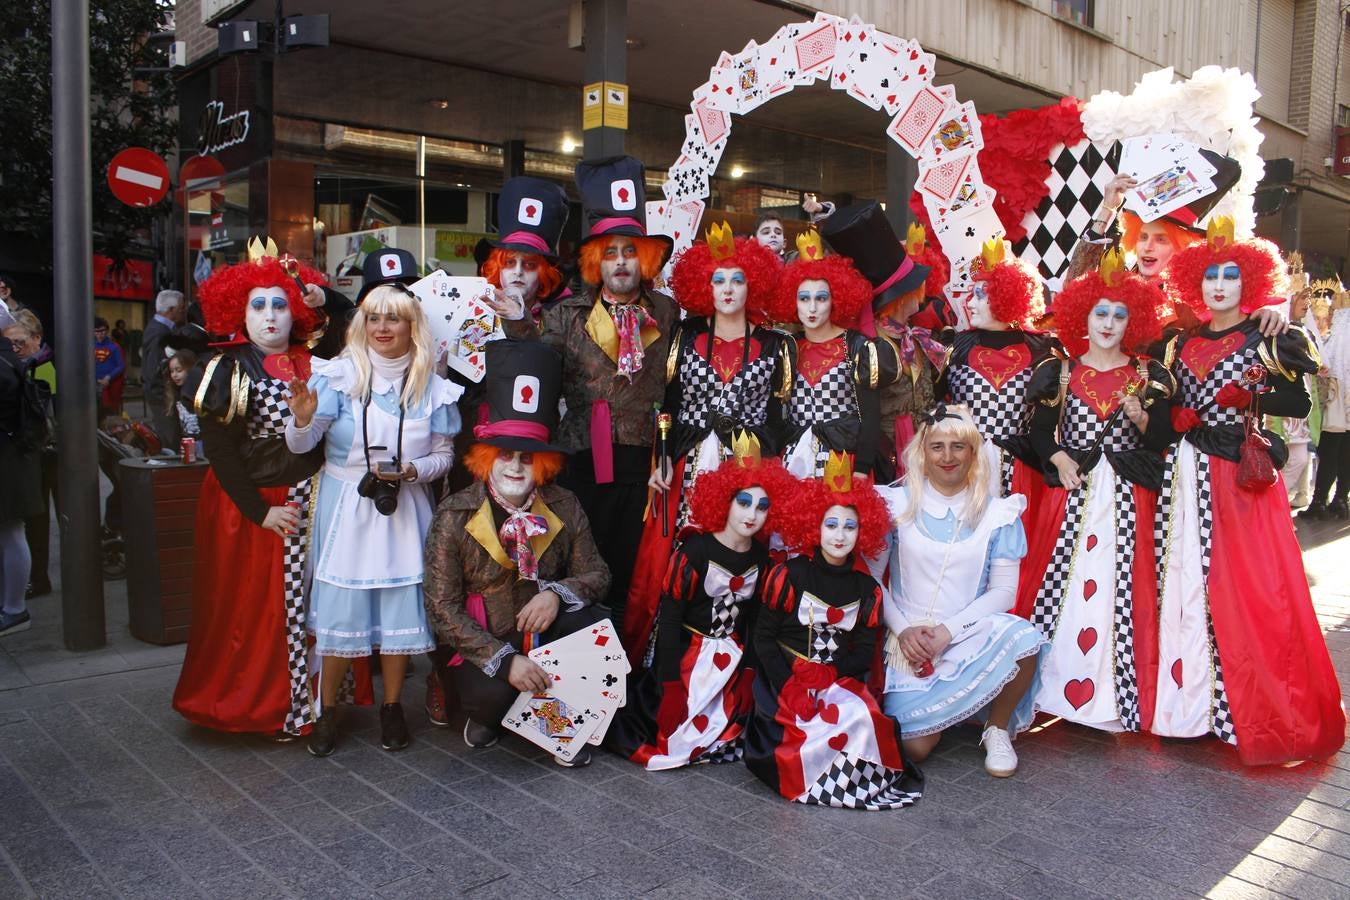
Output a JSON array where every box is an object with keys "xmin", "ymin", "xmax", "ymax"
[
  {"xmin": 512, "ymin": 375, "xmax": 540, "ymax": 413},
  {"xmin": 610, "ymin": 178, "xmax": 637, "ymax": 211},
  {"xmin": 518, "ymin": 198, "xmax": 543, "ymax": 226},
  {"xmin": 380, "ymin": 253, "xmax": 403, "ymax": 276}
]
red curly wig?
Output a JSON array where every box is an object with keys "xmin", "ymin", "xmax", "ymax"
[
  {"xmin": 778, "ymin": 475, "xmax": 891, "ymax": 559},
  {"xmin": 769, "ymin": 255, "xmax": 873, "ymax": 328},
  {"xmin": 668, "ymin": 236, "xmax": 779, "ymax": 319},
  {"xmin": 1052, "ymin": 271, "xmax": 1167, "ymax": 357},
  {"xmin": 972, "ymin": 257, "xmax": 1045, "ymax": 330},
  {"xmin": 463, "ymin": 443, "xmax": 565, "ymax": 486},
  {"xmin": 688, "ymin": 458, "xmax": 797, "ymax": 535},
  {"xmin": 198, "ymin": 257, "xmax": 327, "ymax": 338},
  {"xmin": 916, "ymin": 243, "xmax": 950, "ymax": 299},
  {"xmin": 481, "ymin": 248, "xmax": 563, "ymax": 301},
  {"xmin": 1165, "ymin": 237, "xmax": 1285, "ymax": 320},
  {"xmin": 1119, "ymin": 212, "xmax": 1201, "ymax": 257},
  {"xmin": 577, "ymin": 236, "xmax": 667, "ymax": 286}
]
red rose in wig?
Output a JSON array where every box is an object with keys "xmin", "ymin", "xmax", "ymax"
[
  {"xmin": 768, "ymin": 255, "xmax": 872, "ymax": 328},
  {"xmin": 198, "ymin": 257, "xmax": 327, "ymax": 338},
  {"xmin": 687, "ymin": 458, "xmax": 797, "ymax": 534},
  {"xmin": 1052, "ymin": 270, "xmax": 1167, "ymax": 357},
  {"xmin": 972, "ymin": 257, "xmax": 1045, "ymax": 330},
  {"xmin": 669, "ymin": 236, "xmax": 780, "ymax": 319},
  {"xmin": 1165, "ymin": 237, "xmax": 1284, "ymax": 320},
  {"xmin": 777, "ymin": 476, "xmax": 891, "ymax": 559}
]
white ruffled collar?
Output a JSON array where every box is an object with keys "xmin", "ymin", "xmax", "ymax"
[
  {"xmin": 368, "ymin": 348, "xmax": 409, "ymax": 395},
  {"xmin": 921, "ymin": 482, "xmax": 968, "ymax": 519}
]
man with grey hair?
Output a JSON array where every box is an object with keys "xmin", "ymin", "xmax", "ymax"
[{"xmin": 142, "ymin": 289, "xmax": 184, "ymax": 443}]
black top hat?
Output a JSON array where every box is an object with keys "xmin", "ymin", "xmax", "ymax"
[
  {"xmin": 358, "ymin": 248, "xmax": 419, "ymax": 300},
  {"xmin": 473, "ymin": 339, "xmax": 568, "ymax": 454},
  {"xmin": 163, "ymin": 323, "xmax": 211, "ymax": 358},
  {"xmin": 820, "ymin": 201, "xmax": 931, "ymax": 312},
  {"xmin": 489, "ymin": 177, "xmax": 569, "ymax": 261},
  {"xmin": 1159, "ymin": 151, "xmax": 1241, "ymax": 233},
  {"xmin": 575, "ymin": 155, "xmax": 673, "ymax": 262}
]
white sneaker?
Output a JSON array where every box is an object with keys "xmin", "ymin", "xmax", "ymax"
[{"xmin": 980, "ymin": 725, "xmax": 1018, "ymax": 777}]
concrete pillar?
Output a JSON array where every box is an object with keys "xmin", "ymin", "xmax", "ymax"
[{"xmin": 582, "ymin": 0, "xmax": 626, "ymax": 159}]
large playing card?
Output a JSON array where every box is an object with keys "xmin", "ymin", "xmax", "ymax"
[
  {"xmin": 501, "ymin": 690, "xmax": 605, "ymax": 761},
  {"xmin": 756, "ymin": 27, "xmax": 796, "ymax": 101},
  {"xmin": 887, "ymin": 86, "xmax": 947, "ymax": 157},
  {"xmin": 408, "ymin": 273, "xmax": 501, "ymax": 382},
  {"xmin": 784, "ymin": 14, "xmax": 843, "ymax": 84},
  {"xmin": 527, "ymin": 620, "xmax": 629, "ymax": 748}
]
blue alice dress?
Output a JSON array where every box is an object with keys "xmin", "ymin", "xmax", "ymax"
[
  {"xmin": 877, "ymin": 484, "xmax": 1044, "ymax": 737},
  {"xmin": 285, "ymin": 355, "xmax": 463, "ymax": 661}
]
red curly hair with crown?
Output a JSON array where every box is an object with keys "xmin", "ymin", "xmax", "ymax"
[
  {"xmin": 972, "ymin": 257, "xmax": 1045, "ymax": 330},
  {"xmin": 688, "ymin": 458, "xmax": 797, "ymax": 534},
  {"xmin": 669, "ymin": 235, "xmax": 779, "ymax": 319},
  {"xmin": 1052, "ymin": 270, "xmax": 1167, "ymax": 357},
  {"xmin": 481, "ymin": 248, "xmax": 563, "ymax": 301},
  {"xmin": 769, "ymin": 255, "xmax": 872, "ymax": 328},
  {"xmin": 1165, "ymin": 237, "xmax": 1285, "ymax": 320},
  {"xmin": 777, "ymin": 474, "xmax": 891, "ymax": 558},
  {"xmin": 577, "ymin": 235, "xmax": 667, "ymax": 286},
  {"xmin": 198, "ymin": 257, "xmax": 327, "ymax": 338}
]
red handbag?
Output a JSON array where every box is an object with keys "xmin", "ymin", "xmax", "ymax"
[{"xmin": 1236, "ymin": 393, "xmax": 1277, "ymax": 491}]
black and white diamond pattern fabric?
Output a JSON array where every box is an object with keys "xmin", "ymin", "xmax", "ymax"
[
  {"xmin": 1029, "ymin": 482, "xmax": 1087, "ymax": 638},
  {"xmin": 1192, "ymin": 452, "xmax": 1237, "ymax": 745},
  {"xmin": 1014, "ymin": 139, "xmax": 1118, "ymax": 290},
  {"xmin": 1110, "ymin": 479, "xmax": 1140, "ymax": 730},
  {"xmin": 709, "ymin": 592, "xmax": 741, "ymax": 639},
  {"xmin": 788, "ymin": 363, "xmax": 858, "ymax": 429},
  {"xmin": 697, "ymin": 737, "xmax": 745, "ymax": 765},
  {"xmin": 802, "ymin": 756, "xmax": 921, "ymax": 810},
  {"xmin": 945, "ymin": 365, "xmax": 1033, "ymax": 444},
  {"xmin": 1061, "ymin": 395, "xmax": 1144, "ymax": 453},
  {"xmin": 810, "ymin": 624, "xmax": 841, "ymax": 664},
  {"xmin": 246, "ymin": 375, "xmax": 292, "ymax": 439}
]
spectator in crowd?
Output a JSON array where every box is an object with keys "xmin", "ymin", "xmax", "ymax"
[
  {"xmin": 0, "ymin": 306, "xmax": 42, "ymax": 636},
  {"xmin": 2, "ymin": 310, "xmax": 56, "ymax": 599},
  {"xmin": 141, "ymin": 291, "xmax": 184, "ymax": 443},
  {"xmin": 112, "ymin": 319, "xmax": 129, "ymax": 351},
  {"xmin": 93, "ymin": 317, "xmax": 125, "ymax": 417},
  {"xmin": 0, "ymin": 273, "xmax": 20, "ymax": 316}
]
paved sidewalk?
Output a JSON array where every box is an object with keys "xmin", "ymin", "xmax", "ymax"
[{"xmin": 2, "ymin": 517, "xmax": 1349, "ymax": 899}]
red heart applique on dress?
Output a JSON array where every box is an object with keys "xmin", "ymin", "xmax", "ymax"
[
  {"xmin": 825, "ymin": 606, "xmax": 845, "ymax": 625},
  {"xmin": 1077, "ymin": 627, "xmax": 1097, "ymax": 654},
  {"xmin": 1086, "ymin": 534, "xmax": 1098, "ymax": 551},
  {"xmin": 1181, "ymin": 332, "xmax": 1246, "ymax": 380},
  {"xmin": 1170, "ymin": 659, "xmax": 1183, "ymax": 688},
  {"xmin": 1070, "ymin": 365, "xmax": 1134, "ymax": 420},
  {"xmin": 1083, "ymin": 579, "xmax": 1097, "ymax": 601},
  {"xmin": 828, "ymin": 733, "xmax": 848, "ymax": 751},
  {"xmin": 820, "ymin": 703, "xmax": 840, "ymax": 725},
  {"xmin": 728, "ymin": 575, "xmax": 745, "ymax": 593},
  {"xmin": 712, "ymin": 652, "xmax": 731, "ymax": 670},
  {"xmin": 692, "ymin": 714, "xmax": 709, "ymax": 733},
  {"xmin": 969, "ymin": 344, "xmax": 1032, "ymax": 391},
  {"xmin": 1064, "ymin": 678, "xmax": 1094, "ymax": 710}
]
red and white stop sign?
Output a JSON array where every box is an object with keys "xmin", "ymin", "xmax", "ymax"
[{"xmin": 107, "ymin": 147, "xmax": 170, "ymax": 207}]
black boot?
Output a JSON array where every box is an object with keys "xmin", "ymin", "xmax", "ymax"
[
  {"xmin": 1330, "ymin": 499, "xmax": 1349, "ymax": 521},
  {"xmin": 380, "ymin": 702, "xmax": 410, "ymax": 751},
  {"xmin": 1298, "ymin": 501, "xmax": 1327, "ymax": 521},
  {"xmin": 308, "ymin": 712, "xmax": 337, "ymax": 757}
]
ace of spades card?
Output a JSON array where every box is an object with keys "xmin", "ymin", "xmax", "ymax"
[{"xmin": 409, "ymin": 272, "xmax": 503, "ymax": 383}]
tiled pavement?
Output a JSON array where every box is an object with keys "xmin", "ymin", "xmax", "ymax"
[{"xmin": 2, "ymin": 517, "xmax": 1349, "ymax": 899}]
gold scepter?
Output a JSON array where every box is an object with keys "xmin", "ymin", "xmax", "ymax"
[{"xmin": 656, "ymin": 412, "xmax": 673, "ymax": 537}]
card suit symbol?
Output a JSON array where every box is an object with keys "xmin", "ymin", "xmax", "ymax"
[
  {"xmin": 886, "ymin": 94, "xmax": 897, "ymax": 105},
  {"xmin": 1170, "ymin": 659, "xmax": 1183, "ymax": 688},
  {"xmin": 525, "ymin": 204, "xmax": 537, "ymax": 219},
  {"xmin": 1083, "ymin": 579, "xmax": 1097, "ymax": 601},
  {"xmin": 880, "ymin": 78, "xmax": 889, "ymax": 88},
  {"xmin": 837, "ymin": 72, "xmax": 847, "ymax": 84},
  {"xmin": 692, "ymin": 714, "xmax": 710, "ymax": 733},
  {"xmin": 1064, "ymin": 678, "xmax": 1094, "ymax": 710},
  {"xmin": 820, "ymin": 703, "xmax": 840, "ymax": 725},
  {"xmin": 592, "ymin": 634, "xmax": 610, "ymax": 646},
  {"xmin": 829, "ymin": 472, "xmax": 848, "ymax": 491},
  {"xmin": 843, "ymin": 30, "xmax": 853, "ymax": 42},
  {"xmin": 964, "ymin": 227, "xmax": 975, "ymax": 238},
  {"xmin": 603, "ymin": 673, "xmax": 618, "ymax": 687},
  {"xmin": 918, "ymin": 65, "xmax": 928, "ymax": 75},
  {"xmin": 384, "ymin": 257, "xmax": 398, "ymax": 271},
  {"xmin": 728, "ymin": 575, "xmax": 745, "ymax": 592},
  {"xmin": 447, "ymin": 287, "xmax": 461, "ymax": 299},
  {"xmin": 1077, "ymin": 627, "xmax": 1097, "ymax": 654},
  {"xmin": 712, "ymin": 652, "xmax": 732, "ymax": 670},
  {"xmin": 674, "ymin": 230, "xmax": 682, "ymax": 240},
  {"xmin": 468, "ymin": 354, "xmax": 480, "ymax": 365},
  {"xmin": 825, "ymin": 606, "xmax": 844, "ymax": 625},
  {"xmin": 519, "ymin": 384, "xmax": 534, "ymax": 405},
  {"xmin": 616, "ymin": 187, "xmax": 631, "ymax": 204},
  {"xmin": 1086, "ymin": 534, "xmax": 1098, "ymax": 551},
  {"xmin": 909, "ymin": 49, "xmax": 919, "ymax": 60},
  {"xmin": 828, "ymin": 733, "xmax": 848, "ymax": 751}
]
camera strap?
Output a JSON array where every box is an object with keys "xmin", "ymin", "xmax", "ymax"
[{"xmin": 362, "ymin": 371, "xmax": 409, "ymax": 473}]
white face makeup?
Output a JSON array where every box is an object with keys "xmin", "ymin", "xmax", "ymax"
[
  {"xmin": 245, "ymin": 286, "xmax": 293, "ymax": 354},
  {"xmin": 819, "ymin": 503, "xmax": 859, "ymax": 564},
  {"xmin": 726, "ymin": 485, "xmax": 770, "ymax": 539},
  {"xmin": 489, "ymin": 450, "xmax": 537, "ymax": 506},
  {"xmin": 502, "ymin": 252, "xmax": 542, "ymax": 302},
  {"xmin": 710, "ymin": 267, "xmax": 749, "ymax": 317},
  {"xmin": 600, "ymin": 237, "xmax": 641, "ymax": 299},
  {"xmin": 966, "ymin": 282, "xmax": 1000, "ymax": 330},
  {"xmin": 1134, "ymin": 223, "xmax": 1175, "ymax": 279},
  {"xmin": 796, "ymin": 279, "xmax": 833, "ymax": 332},
  {"xmin": 755, "ymin": 219, "xmax": 785, "ymax": 253},
  {"xmin": 1201, "ymin": 260, "xmax": 1242, "ymax": 313},
  {"xmin": 1088, "ymin": 301, "xmax": 1130, "ymax": 353}
]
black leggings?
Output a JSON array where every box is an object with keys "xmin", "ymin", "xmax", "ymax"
[{"xmin": 1312, "ymin": 431, "xmax": 1350, "ymax": 505}]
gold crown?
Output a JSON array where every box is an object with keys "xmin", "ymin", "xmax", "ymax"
[
  {"xmin": 247, "ymin": 236, "xmax": 280, "ymax": 263},
  {"xmin": 732, "ymin": 430, "xmax": 762, "ymax": 467},
  {"xmin": 905, "ymin": 223, "xmax": 927, "ymax": 258},
  {"xmin": 1099, "ymin": 247, "xmax": 1127, "ymax": 288},
  {"xmin": 1286, "ymin": 251, "xmax": 1304, "ymax": 276},
  {"xmin": 1206, "ymin": 216, "xmax": 1235, "ymax": 252},
  {"xmin": 705, "ymin": 221, "xmax": 735, "ymax": 261},
  {"xmin": 969, "ymin": 237, "xmax": 1007, "ymax": 274},
  {"xmin": 822, "ymin": 450, "xmax": 854, "ymax": 493},
  {"xmin": 796, "ymin": 229, "xmax": 825, "ymax": 261}
]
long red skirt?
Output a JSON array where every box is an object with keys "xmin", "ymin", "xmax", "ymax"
[{"xmin": 172, "ymin": 472, "xmax": 297, "ymax": 733}]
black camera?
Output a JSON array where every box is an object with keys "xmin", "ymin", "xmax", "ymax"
[{"xmin": 357, "ymin": 468, "xmax": 400, "ymax": 516}]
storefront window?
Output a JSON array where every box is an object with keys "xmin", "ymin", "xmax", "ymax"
[{"xmin": 1053, "ymin": 0, "xmax": 1094, "ymax": 28}]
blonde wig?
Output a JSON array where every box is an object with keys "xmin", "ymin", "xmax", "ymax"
[
  {"xmin": 342, "ymin": 284, "xmax": 436, "ymax": 408},
  {"xmin": 896, "ymin": 404, "xmax": 991, "ymax": 527}
]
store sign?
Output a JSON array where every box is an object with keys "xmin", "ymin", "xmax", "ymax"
[
  {"xmin": 435, "ymin": 230, "xmax": 493, "ymax": 260},
  {"xmin": 92, "ymin": 255, "xmax": 155, "ymax": 301},
  {"xmin": 198, "ymin": 100, "xmax": 251, "ymax": 156}
]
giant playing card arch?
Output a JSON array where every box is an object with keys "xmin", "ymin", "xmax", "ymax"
[{"xmin": 649, "ymin": 12, "xmax": 1005, "ymax": 300}]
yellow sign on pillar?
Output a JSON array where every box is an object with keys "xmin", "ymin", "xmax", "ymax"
[
  {"xmin": 583, "ymin": 82, "xmax": 604, "ymax": 130},
  {"xmin": 603, "ymin": 82, "xmax": 628, "ymax": 129}
]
